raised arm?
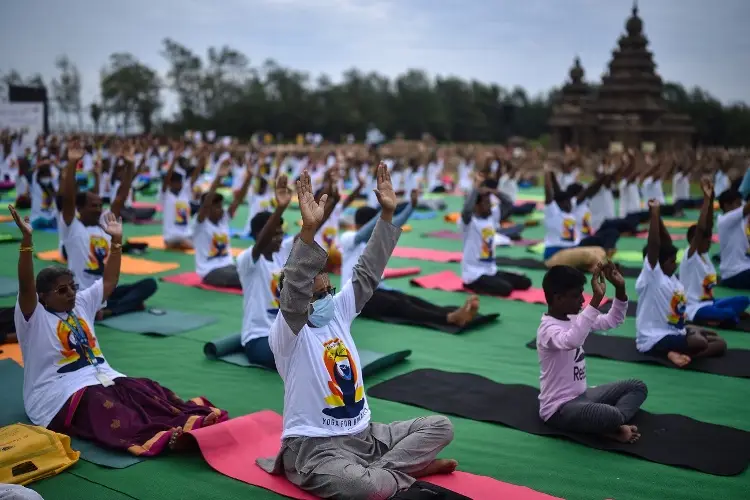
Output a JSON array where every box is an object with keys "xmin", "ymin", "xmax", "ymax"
[
  {"xmin": 278, "ymin": 171, "xmax": 329, "ymax": 335},
  {"xmin": 576, "ymin": 175, "xmax": 606, "ymax": 203},
  {"xmin": 341, "ymin": 173, "xmax": 365, "ymax": 210},
  {"xmin": 646, "ymin": 200, "xmax": 661, "ymax": 268},
  {"xmin": 251, "ymin": 174, "xmax": 290, "ymax": 262},
  {"xmin": 196, "ymin": 171, "xmax": 223, "ymax": 224},
  {"xmin": 110, "ymin": 148, "xmax": 135, "ymax": 218},
  {"xmin": 351, "ymin": 162, "xmax": 400, "ymax": 313},
  {"xmin": 544, "ymin": 167, "xmax": 560, "ymax": 205},
  {"xmin": 688, "ymin": 179, "xmax": 715, "ymax": 258},
  {"xmin": 100, "ymin": 212, "xmax": 123, "ymax": 300},
  {"xmin": 461, "ymin": 171, "xmax": 484, "ymax": 225},
  {"xmin": 227, "ymin": 161, "xmax": 254, "ymax": 219},
  {"xmin": 62, "ymin": 142, "xmax": 83, "ymax": 226},
  {"xmin": 9, "ymin": 206, "xmax": 36, "ymax": 319},
  {"xmin": 392, "ymin": 189, "xmax": 418, "ymax": 228}
]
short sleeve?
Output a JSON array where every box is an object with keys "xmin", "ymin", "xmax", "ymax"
[
  {"xmin": 544, "ymin": 201, "xmax": 561, "ymax": 218},
  {"xmin": 339, "ymin": 231, "xmax": 356, "ymax": 252},
  {"xmin": 62, "ymin": 217, "xmax": 85, "ymax": 245},
  {"xmin": 333, "ymin": 281, "xmax": 357, "ymax": 324},
  {"xmin": 14, "ymin": 300, "xmax": 43, "ymax": 330},
  {"xmin": 76, "ymin": 279, "xmax": 105, "ymax": 319},
  {"xmin": 268, "ymin": 310, "xmax": 298, "ymax": 358},
  {"xmin": 718, "ymin": 207, "xmax": 745, "ymax": 230},
  {"xmin": 236, "ymin": 246, "xmax": 257, "ymax": 276}
]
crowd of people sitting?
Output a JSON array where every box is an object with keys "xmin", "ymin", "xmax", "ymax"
[{"xmin": 1, "ymin": 127, "xmax": 749, "ymax": 499}]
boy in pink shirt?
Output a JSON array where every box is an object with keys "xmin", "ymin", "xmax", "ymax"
[{"xmin": 536, "ymin": 262, "xmax": 647, "ymax": 443}]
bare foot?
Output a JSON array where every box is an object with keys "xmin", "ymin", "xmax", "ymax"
[
  {"xmin": 667, "ymin": 351, "xmax": 691, "ymax": 367},
  {"xmin": 202, "ymin": 411, "xmax": 219, "ymax": 427},
  {"xmin": 468, "ymin": 295, "xmax": 480, "ymax": 314},
  {"xmin": 447, "ymin": 299, "xmax": 478, "ymax": 327},
  {"xmin": 412, "ymin": 459, "xmax": 458, "ymax": 478},
  {"xmin": 606, "ymin": 425, "xmax": 640, "ymax": 444}
]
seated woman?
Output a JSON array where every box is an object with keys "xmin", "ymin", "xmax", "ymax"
[
  {"xmin": 542, "ymin": 169, "xmax": 608, "ymax": 271},
  {"xmin": 636, "ymin": 200, "xmax": 727, "ymax": 367},
  {"xmin": 537, "ymin": 262, "xmax": 646, "ymax": 443},
  {"xmin": 459, "ymin": 172, "xmax": 532, "ymax": 296},
  {"xmin": 9, "ymin": 205, "xmax": 227, "ymax": 456},
  {"xmin": 160, "ymin": 148, "xmax": 206, "ymax": 250},
  {"xmin": 29, "ymin": 158, "xmax": 60, "ymax": 231},
  {"xmin": 681, "ymin": 180, "xmax": 750, "ymax": 326},
  {"xmin": 342, "ymin": 186, "xmax": 479, "ymax": 330},
  {"xmin": 193, "ymin": 167, "xmax": 253, "ymax": 288},
  {"xmin": 258, "ymin": 167, "xmax": 456, "ymax": 499},
  {"xmin": 716, "ymin": 189, "xmax": 750, "ymax": 289}
]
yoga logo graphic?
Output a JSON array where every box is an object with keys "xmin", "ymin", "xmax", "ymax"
[
  {"xmin": 581, "ymin": 212, "xmax": 592, "ymax": 236},
  {"xmin": 269, "ymin": 272, "xmax": 281, "ymax": 310},
  {"xmin": 667, "ymin": 290, "xmax": 687, "ymax": 329},
  {"xmin": 745, "ymin": 220, "xmax": 750, "ymax": 256},
  {"xmin": 321, "ymin": 338, "xmax": 366, "ymax": 421},
  {"xmin": 480, "ymin": 227, "xmax": 495, "ymax": 261},
  {"xmin": 175, "ymin": 201, "xmax": 189, "ymax": 226},
  {"xmin": 561, "ymin": 217, "xmax": 577, "ymax": 242},
  {"xmin": 701, "ymin": 274, "xmax": 717, "ymax": 301},
  {"xmin": 85, "ymin": 235, "xmax": 109, "ymax": 275},
  {"xmin": 56, "ymin": 318, "xmax": 105, "ymax": 373},
  {"xmin": 41, "ymin": 190, "xmax": 52, "ymax": 211},
  {"xmin": 322, "ymin": 226, "xmax": 337, "ymax": 250},
  {"xmin": 208, "ymin": 233, "xmax": 229, "ymax": 259}
]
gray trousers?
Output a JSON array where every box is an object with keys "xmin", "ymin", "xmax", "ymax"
[
  {"xmin": 547, "ymin": 379, "xmax": 648, "ymax": 435},
  {"xmin": 262, "ymin": 416, "xmax": 453, "ymax": 500},
  {"xmin": 202, "ymin": 264, "xmax": 241, "ymax": 289}
]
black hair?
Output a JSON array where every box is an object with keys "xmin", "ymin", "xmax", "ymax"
[
  {"xmin": 201, "ymin": 192, "xmax": 224, "ymax": 205},
  {"xmin": 75, "ymin": 192, "xmax": 89, "ymax": 210},
  {"xmin": 686, "ymin": 224, "xmax": 697, "ymax": 243},
  {"xmin": 554, "ymin": 191, "xmax": 572, "ymax": 207},
  {"xmin": 257, "ymin": 176, "xmax": 269, "ymax": 192},
  {"xmin": 566, "ymin": 183, "xmax": 584, "ymax": 198},
  {"xmin": 482, "ymin": 179, "xmax": 498, "ymax": 190},
  {"xmin": 542, "ymin": 265, "xmax": 586, "ymax": 304},
  {"xmin": 717, "ymin": 189, "xmax": 741, "ymax": 209},
  {"xmin": 170, "ymin": 172, "xmax": 184, "ymax": 183},
  {"xmin": 36, "ymin": 266, "xmax": 74, "ymax": 294},
  {"xmin": 641, "ymin": 243, "xmax": 679, "ymax": 264},
  {"xmin": 250, "ymin": 211, "xmax": 284, "ymax": 239},
  {"xmin": 355, "ymin": 206, "xmax": 378, "ymax": 226}
]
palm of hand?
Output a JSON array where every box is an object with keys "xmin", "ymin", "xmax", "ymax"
[
  {"xmin": 277, "ymin": 189, "xmax": 292, "ymax": 207},
  {"xmin": 300, "ymin": 194, "xmax": 323, "ymax": 225},
  {"xmin": 104, "ymin": 220, "xmax": 122, "ymax": 237},
  {"xmin": 377, "ymin": 180, "xmax": 397, "ymax": 210}
]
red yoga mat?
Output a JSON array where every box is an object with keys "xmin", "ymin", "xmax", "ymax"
[
  {"xmin": 410, "ymin": 270, "xmax": 603, "ymax": 307},
  {"xmin": 131, "ymin": 201, "xmax": 163, "ymax": 212},
  {"xmin": 162, "ymin": 272, "xmax": 242, "ymax": 295},
  {"xmin": 392, "ymin": 247, "xmax": 463, "ymax": 263},
  {"xmin": 382, "ymin": 267, "xmax": 422, "ymax": 279},
  {"xmin": 186, "ymin": 410, "xmax": 561, "ymax": 500}
]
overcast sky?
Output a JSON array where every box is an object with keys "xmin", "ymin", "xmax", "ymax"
[{"xmin": 1, "ymin": 0, "xmax": 748, "ymax": 117}]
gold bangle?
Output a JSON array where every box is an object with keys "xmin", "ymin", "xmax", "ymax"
[
  {"xmin": 111, "ymin": 242, "xmax": 122, "ymax": 249},
  {"xmin": 19, "ymin": 246, "xmax": 33, "ymax": 252}
]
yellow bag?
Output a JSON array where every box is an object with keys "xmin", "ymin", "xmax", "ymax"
[{"xmin": 0, "ymin": 424, "xmax": 79, "ymax": 485}]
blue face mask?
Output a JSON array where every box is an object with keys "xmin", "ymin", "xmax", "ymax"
[{"xmin": 309, "ymin": 294, "xmax": 334, "ymax": 328}]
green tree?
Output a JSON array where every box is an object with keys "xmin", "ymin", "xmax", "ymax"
[
  {"xmin": 90, "ymin": 103, "xmax": 102, "ymax": 134},
  {"xmin": 51, "ymin": 55, "xmax": 83, "ymax": 129},
  {"xmin": 100, "ymin": 53, "xmax": 162, "ymax": 134}
]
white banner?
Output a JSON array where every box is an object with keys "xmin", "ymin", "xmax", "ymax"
[{"xmin": 0, "ymin": 102, "xmax": 44, "ymax": 147}]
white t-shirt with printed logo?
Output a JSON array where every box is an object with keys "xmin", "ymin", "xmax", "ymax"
[
  {"xmin": 573, "ymin": 200, "xmax": 594, "ymax": 238},
  {"xmin": 161, "ymin": 190, "xmax": 192, "ymax": 243},
  {"xmin": 62, "ymin": 215, "xmax": 112, "ymax": 292},
  {"xmin": 243, "ymin": 192, "xmax": 275, "ymax": 235},
  {"xmin": 635, "ymin": 260, "xmax": 687, "ymax": 352},
  {"xmin": 269, "ymin": 281, "xmax": 371, "ymax": 439},
  {"xmin": 717, "ymin": 207, "xmax": 750, "ymax": 280},
  {"xmin": 679, "ymin": 251, "xmax": 717, "ymax": 321},
  {"xmin": 458, "ymin": 215, "xmax": 497, "ymax": 284},
  {"xmin": 672, "ymin": 172, "xmax": 691, "ymax": 201},
  {"xmin": 193, "ymin": 215, "xmax": 234, "ymax": 278},
  {"xmin": 15, "ymin": 280, "xmax": 124, "ymax": 428},
  {"xmin": 30, "ymin": 172, "xmax": 59, "ymax": 223},
  {"xmin": 544, "ymin": 202, "xmax": 579, "ymax": 248},
  {"xmin": 315, "ymin": 204, "xmax": 343, "ymax": 253},
  {"xmin": 237, "ymin": 237, "xmax": 294, "ymax": 345}
]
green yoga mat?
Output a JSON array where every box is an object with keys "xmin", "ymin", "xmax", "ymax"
[
  {"xmin": 204, "ymin": 333, "xmax": 412, "ymax": 376},
  {"xmin": 526, "ymin": 242, "xmax": 685, "ymax": 265},
  {"xmin": 0, "ymin": 359, "xmax": 144, "ymax": 469},
  {"xmin": 98, "ymin": 309, "xmax": 217, "ymax": 336},
  {"xmin": 0, "ymin": 233, "xmax": 21, "ymax": 244},
  {"xmin": 0, "ymin": 276, "xmax": 18, "ymax": 297}
]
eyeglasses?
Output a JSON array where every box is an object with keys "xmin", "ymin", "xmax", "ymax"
[
  {"xmin": 53, "ymin": 283, "xmax": 80, "ymax": 295},
  {"xmin": 312, "ymin": 287, "xmax": 335, "ymax": 301}
]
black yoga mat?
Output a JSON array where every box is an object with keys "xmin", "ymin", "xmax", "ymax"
[
  {"xmin": 368, "ymin": 368, "xmax": 750, "ymax": 476},
  {"xmin": 598, "ymin": 300, "xmax": 750, "ymax": 332},
  {"xmin": 494, "ymin": 256, "xmax": 641, "ymax": 278},
  {"xmin": 363, "ymin": 312, "xmax": 500, "ymax": 334},
  {"xmin": 392, "ymin": 481, "xmax": 470, "ymax": 500},
  {"xmin": 525, "ymin": 333, "xmax": 750, "ymax": 378}
]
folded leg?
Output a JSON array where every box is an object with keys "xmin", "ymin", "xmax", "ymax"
[{"xmin": 105, "ymin": 278, "xmax": 158, "ymax": 316}]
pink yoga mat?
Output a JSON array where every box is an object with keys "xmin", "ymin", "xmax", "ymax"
[
  {"xmin": 382, "ymin": 267, "xmax": 422, "ymax": 279},
  {"xmin": 187, "ymin": 410, "xmax": 561, "ymax": 500},
  {"xmin": 392, "ymin": 247, "xmax": 463, "ymax": 263},
  {"xmin": 162, "ymin": 272, "xmax": 243, "ymax": 295},
  {"xmin": 425, "ymin": 231, "xmax": 540, "ymax": 246},
  {"xmin": 411, "ymin": 270, "xmax": 603, "ymax": 307},
  {"xmin": 131, "ymin": 218, "xmax": 161, "ymax": 225},
  {"xmin": 131, "ymin": 201, "xmax": 163, "ymax": 212}
]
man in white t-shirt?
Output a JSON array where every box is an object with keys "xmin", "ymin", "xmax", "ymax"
[
  {"xmin": 193, "ymin": 168, "xmax": 253, "ymax": 288},
  {"xmin": 716, "ymin": 188, "xmax": 750, "ymax": 289},
  {"xmin": 636, "ymin": 200, "xmax": 726, "ymax": 367},
  {"xmin": 236, "ymin": 178, "xmax": 294, "ymax": 369},
  {"xmin": 680, "ymin": 180, "xmax": 750, "ymax": 326},
  {"xmin": 460, "ymin": 172, "xmax": 532, "ymax": 295},
  {"xmin": 61, "ymin": 144, "xmax": 157, "ymax": 319},
  {"xmin": 29, "ymin": 161, "xmax": 59, "ymax": 230},
  {"xmin": 160, "ymin": 150, "xmax": 204, "ymax": 250},
  {"xmin": 257, "ymin": 167, "xmax": 456, "ymax": 499}
]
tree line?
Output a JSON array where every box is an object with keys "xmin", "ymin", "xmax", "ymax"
[{"xmin": 3, "ymin": 39, "xmax": 749, "ymax": 147}]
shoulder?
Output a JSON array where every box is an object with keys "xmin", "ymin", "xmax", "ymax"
[{"xmin": 339, "ymin": 231, "xmax": 356, "ymax": 248}]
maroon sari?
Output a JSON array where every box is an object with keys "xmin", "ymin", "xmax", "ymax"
[{"xmin": 49, "ymin": 377, "xmax": 228, "ymax": 456}]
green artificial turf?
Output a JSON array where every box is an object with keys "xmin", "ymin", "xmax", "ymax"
[{"xmin": 1, "ymin": 189, "xmax": 748, "ymax": 500}]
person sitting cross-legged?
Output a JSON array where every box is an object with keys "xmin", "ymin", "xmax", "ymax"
[
  {"xmin": 9, "ymin": 205, "xmax": 227, "ymax": 456},
  {"xmin": 716, "ymin": 188, "xmax": 750, "ymax": 290},
  {"xmin": 257, "ymin": 166, "xmax": 457, "ymax": 499}
]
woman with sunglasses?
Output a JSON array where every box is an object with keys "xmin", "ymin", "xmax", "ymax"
[
  {"xmin": 257, "ymin": 166, "xmax": 456, "ymax": 499},
  {"xmin": 9, "ymin": 205, "xmax": 228, "ymax": 456}
]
